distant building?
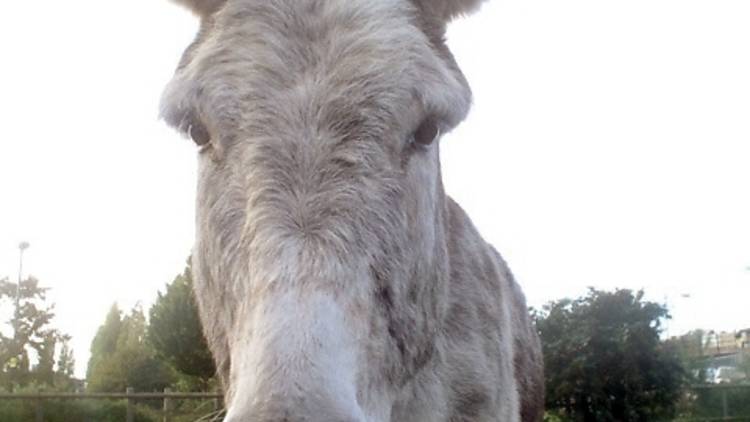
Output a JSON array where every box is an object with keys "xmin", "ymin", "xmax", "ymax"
[
  {"xmin": 699, "ymin": 329, "xmax": 750, "ymax": 384},
  {"xmin": 668, "ymin": 328, "xmax": 750, "ymax": 383},
  {"xmin": 703, "ymin": 330, "xmax": 746, "ymax": 357},
  {"xmin": 737, "ymin": 329, "xmax": 750, "ymax": 349}
]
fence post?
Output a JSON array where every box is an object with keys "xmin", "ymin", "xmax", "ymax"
[
  {"xmin": 163, "ymin": 387, "xmax": 172, "ymax": 422},
  {"xmin": 213, "ymin": 391, "xmax": 222, "ymax": 414},
  {"xmin": 35, "ymin": 396, "xmax": 43, "ymax": 422},
  {"xmin": 126, "ymin": 387, "xmax": 134, "ymax": 422},
  {"xmin": 722, "ymin": 388, "xmax": 729, "ymax": 419}
]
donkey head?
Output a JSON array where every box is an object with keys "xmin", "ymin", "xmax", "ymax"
[{"xmin": 161, "ymin": 1, "xmax": 485, "ymax": 420}]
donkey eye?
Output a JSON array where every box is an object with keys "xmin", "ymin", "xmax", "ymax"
[
  {"xmin": 188, "ymin": 121, "xmax": 211, "ymax": 147},
  {"xmin": 413, "ymin": 118, "xmax": 440, "ymax": 147}
]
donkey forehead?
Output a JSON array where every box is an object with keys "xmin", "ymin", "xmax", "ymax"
[{"xmin": 161, "ymin": 0, "xmax": 471, "ymax": 134}]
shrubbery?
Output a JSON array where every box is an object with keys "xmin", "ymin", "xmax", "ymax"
[
  {"xmin": 534, "ymin": 289, "xmax": 685, "ymax": 421},
  {"xmin": 0, "ymin": 399, "xmax": 157, "ymax": 422},
  {"xmin": 0, "ymin": 393, "xmax": 222, "ymax": 422}
]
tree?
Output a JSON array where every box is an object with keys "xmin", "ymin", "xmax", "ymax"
[
  {"xmin": 0, "ymin": 276, "xmax": 74, "ymax": 391},
  {"xmin": 54, "ymin": 338, "xmax": 76, "ymax": 390},
  {"xmin": 87, "ymin": 305, "xmax": 173, "ymax": 392},
  {"xmin": 148, "ymin": 262, "xmax": 215, "ymax": 390},
  {"xmin": 534, "ymin": 288, "xmax": 685, "ymax": 422},
  {"xmin": 86, "ymin": 304, "xmax": 123, "ymax": 381}
]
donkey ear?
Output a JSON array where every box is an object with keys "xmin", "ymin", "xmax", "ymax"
[
  {"xmin": 411, "ymin": 0, "xmax": 487, "ymax": 23},
  {"xmin": 171, "ymin": 0, "xmax": 226, "ymax": 17}
]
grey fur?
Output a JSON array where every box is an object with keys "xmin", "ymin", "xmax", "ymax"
[{"xmin": 161, "ymin": 0, "xmax": 543, "ymax": 421}]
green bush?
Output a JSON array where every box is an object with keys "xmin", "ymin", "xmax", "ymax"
[
  {"xmin": 0, "ymin": 398, "xmax": 25, "ymax": 422},
  {"xmin": 544, "ymin": 410, "xmax": 575, "ymax": 422},
  {"xmin": 0, "ymin": 397, "xmax": 225, "ymax": 422},
  {"xmin": 0, "ymin": 399, "xmax": 159, "ymax": 422},
  {"xmin": 534, "ymin": 289, "xmax": 685, "ymax": 421}
]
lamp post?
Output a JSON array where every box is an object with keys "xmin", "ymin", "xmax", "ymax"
[{"xmin": 16, "ymin": 241, "xmax": 30, "ymax": 309}]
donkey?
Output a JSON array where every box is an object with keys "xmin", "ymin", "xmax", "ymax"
[{"xmin": 160, "ymin": 0, "xmax": 543, "ymax": 420}]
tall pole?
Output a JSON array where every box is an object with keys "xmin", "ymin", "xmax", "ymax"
[{"xmin": 16, "ymin": 241, "xmax": 29, "ymax": 310}]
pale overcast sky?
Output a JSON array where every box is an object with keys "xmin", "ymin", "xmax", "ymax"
[{"xmin": 1, "ymin": 0, "xmax": 748, "ymax": 379}]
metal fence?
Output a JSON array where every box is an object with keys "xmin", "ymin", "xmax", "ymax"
[{"xmin": 0, "ymin": 388, "xmax": 224, "ymax": 422}]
